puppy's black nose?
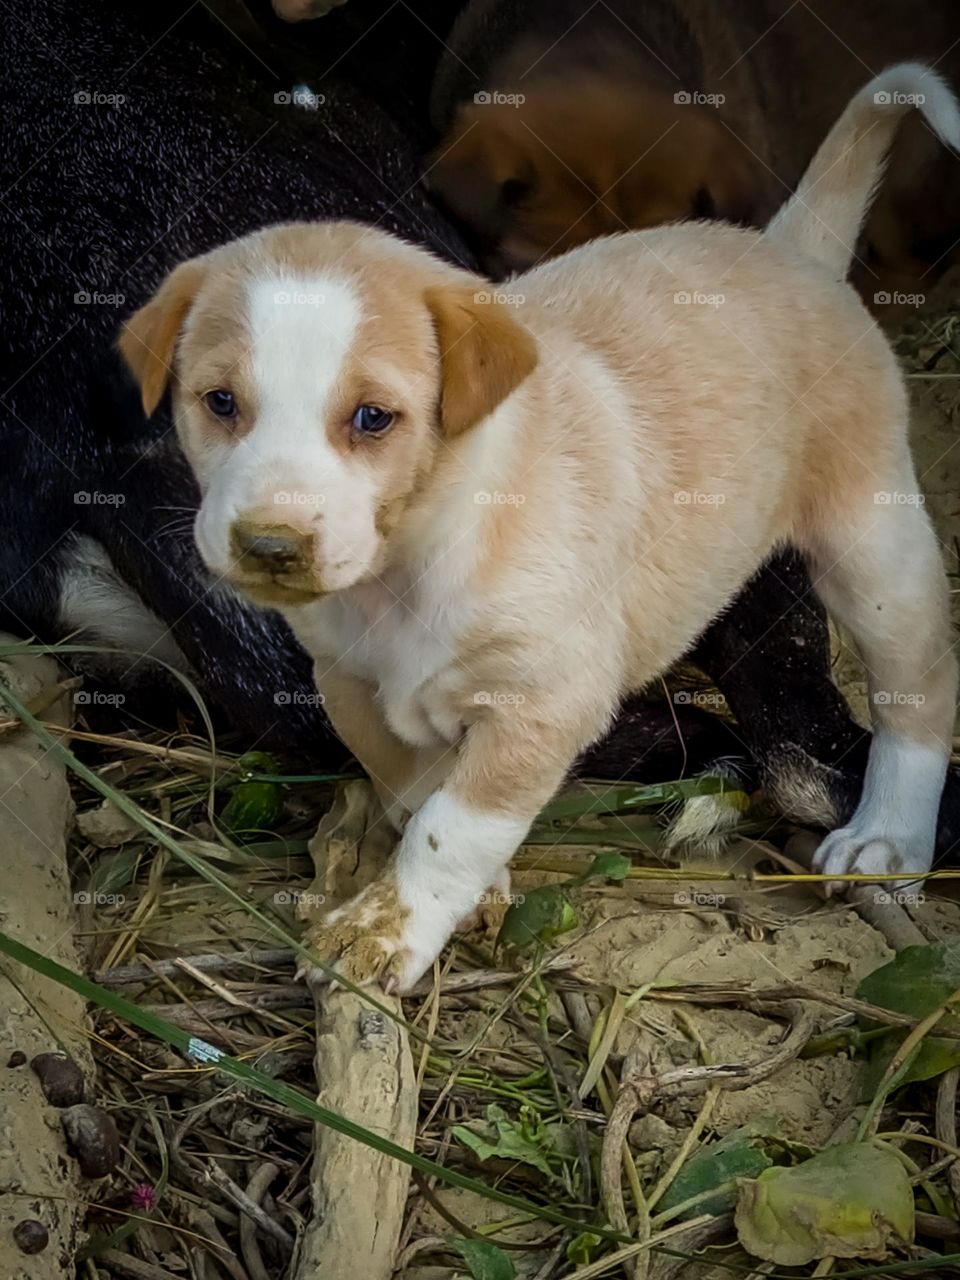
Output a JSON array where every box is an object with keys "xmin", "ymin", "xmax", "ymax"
[
  {"xmin": 231, "ymin": 522, "xmax": 310, "ymax": 573},
  {"xmin": 239, "ymin": 533, "xmax": 299, "ymax": 567}
]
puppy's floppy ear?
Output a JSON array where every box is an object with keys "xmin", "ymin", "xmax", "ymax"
[
  {"xmin": 118, "ymin": 259, "xmax": 207, "ymax": 416},
  {"xmin": 425, "ymin": 284, "xmax": 538, "ymax": 437}
]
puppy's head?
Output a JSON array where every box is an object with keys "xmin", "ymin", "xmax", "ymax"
[
  {"xmin": 428, "ymin": 77, "xmax": 761, "ymax": 272},
  {"xmin": 119, "ymin": 222, "xmax": 537, "ymax": 607}
]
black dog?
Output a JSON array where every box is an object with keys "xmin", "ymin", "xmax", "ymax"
[
  {"xmin": 1, "ymin": 0, "xmax": 957, "ymax": 859},
  {"xmin": 1, "ymin": 0, "xmax": 471, "ymax": 750}
]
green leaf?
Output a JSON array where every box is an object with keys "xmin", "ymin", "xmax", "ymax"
[
  {"xmin": 450, "ymin": 1237, "xmax": 516, "ymax": 1280},
  {"xmin": 658, "ymin": 1122, "xmax": 777, "ymax": 1218},
  {"xmin": 537, "ymin": 776, "xmax": 735, "ymax": 823},
  {"xmin": 453, "ymin": 1105, "xmax": 556, "ymax": 1180},
  {"xmin": 495, "ymin": 885, "xmax": 577, "ymax": 953},
  {"xmin": 735, "ymin": 1143, "xmax": 914, "ymax": 1266},
  {"xmin": 862, "ymin": 1035, "xmax": 960, "ymax": 1097},
  {"xmin": 856, "ymin": 943, "xmax": 960, "ymax": 1028},
  {"xmin": 89, "ymin": 848, "xmax": 141, "ymax": 895},
  {"xmin": 567, "ymin": 1232, "xmax": 603, "ymax": 1265},
  {"xmin": 235, "ymin": 751, "xmax": 279, "ymax": 776},
  {"xmin": 856, "ymin": 943, "xmax": 960, "ymax": 1093},
  {"xmin": 582, "ymin": 851, "xmax": 631, "ymax": 883},
  {"xmin": 221, "ymin": 780, "xmax": 284, "ymax": 837}
]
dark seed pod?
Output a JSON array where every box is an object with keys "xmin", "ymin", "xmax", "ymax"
[
  {"xmin": 60, "ymin": 1104, "xmax": 121, "ymax": 1179},
  {"xmin": 31, "ymin": 1052, "xmax": 85, "ymax": 1106},
  {"xmin": 6, "ymin": 1050, "xmax": 26, "ymax": 1067},
  {"xmin": 13, "ymin": 1219, "xmax": 49, "ymax": 1254}
]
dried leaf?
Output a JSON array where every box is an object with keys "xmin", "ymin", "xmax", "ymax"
[{"xmin": 735, "ymin": 1143, "xmax": 913, "ymax": 1265}]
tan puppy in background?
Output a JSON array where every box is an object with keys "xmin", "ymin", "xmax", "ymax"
[{"xmin": 121, "ymin": 65, "xmax": 958, "ymax": 992}]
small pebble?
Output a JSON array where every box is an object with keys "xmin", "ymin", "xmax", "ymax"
[
  {"xmin": 31, "ymin": 1052, "xmax": 85, "ymax": 1106},
  {"xmin": 6, "ymin": 1050, "xmax": 26, "ymax": 1068},
  {"xmin": 60, "ymin": 1103, "xmax": 121, "ymax": 1178},
  {"xmin": 13, "ymin": 1219, "xmax": 48, "ymax": 1254}
]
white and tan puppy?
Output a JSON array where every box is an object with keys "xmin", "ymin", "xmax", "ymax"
[{"xmin": 121, "ymin": 64, "xmax": 959, "ymax": 992}]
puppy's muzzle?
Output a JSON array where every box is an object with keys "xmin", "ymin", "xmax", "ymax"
[{"xmin": 231, "ymin": 521, "xmax": 314, "ymax": 577}]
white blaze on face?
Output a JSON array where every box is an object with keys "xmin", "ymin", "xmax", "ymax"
[{"xmin": 196, "ymin": 272, "xmax": 382, "ymax": 593}]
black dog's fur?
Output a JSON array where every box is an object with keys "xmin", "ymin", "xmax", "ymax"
[
  {"xmin": 1, "ymin": 0, "xmax": 468, "ymax": 750},
  {"xmin": 2, "ymin": 0, "xmax": 957, "ymax": 856}
]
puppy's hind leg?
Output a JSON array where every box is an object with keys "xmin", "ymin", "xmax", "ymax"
[{"xmin": 805, "ymin": 472, "xmax": 957, "ymax": 888}]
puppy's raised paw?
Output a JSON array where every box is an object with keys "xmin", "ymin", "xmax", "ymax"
[
  {"xmin": 298, "ymin": 878, "xmax": 406, "ymax": 989},
  {"xmin": 296, "ymin": 876, "xmax": 438, "ymax": 994}
]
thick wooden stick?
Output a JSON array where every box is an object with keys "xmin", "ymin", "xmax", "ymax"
[{"xmin": 295, "ymin": 782, "xmax": 416, "ymax": 1280}]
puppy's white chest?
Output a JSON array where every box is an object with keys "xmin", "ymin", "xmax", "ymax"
[{"xmin": 296, "ymin": 583, "xmax": 465, "ymax": 748}]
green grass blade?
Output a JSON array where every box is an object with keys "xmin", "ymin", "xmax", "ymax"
[{"xmin": 538, "ymin": 777, "xmax": 740, "ymax": 823}]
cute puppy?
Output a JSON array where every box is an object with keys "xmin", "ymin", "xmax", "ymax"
[{"xmin": 121, "ymin": 65, "xmax": 959, "ymax": 992}]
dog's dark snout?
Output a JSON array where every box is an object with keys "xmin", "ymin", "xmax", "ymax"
[{"xmin": 231, "ymin": 521, "xmax": 311, "ymax": 573}]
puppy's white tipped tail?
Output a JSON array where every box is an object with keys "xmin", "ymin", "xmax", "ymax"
[{"xmin": 765, "ymin": 63, "xmax": 960, "ymax": 277}]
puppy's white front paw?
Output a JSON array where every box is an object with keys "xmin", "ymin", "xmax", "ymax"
[
  {"xmin": 297, "ymin": 876, "xmax": 446, "ymax": 994},
  {"xmin": 812, "ymin": 824, "xmax": 932, "ymax": 893}
]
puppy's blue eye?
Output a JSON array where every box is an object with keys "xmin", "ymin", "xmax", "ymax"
[
  {"xmin": 352, "ymin": 404, "xmax": 394, "ymax": 435},
  {"xmin": 204, "ymin": 389, "xmax": 237, "ymax": 418}
]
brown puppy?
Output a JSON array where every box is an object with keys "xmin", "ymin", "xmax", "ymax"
[
  {"xmin": 429, "ymin": 75, "xmax": 760, "ymax": 275},
  {"xmin": 428, "ymin": 0, "xmax": 960, "ymax": 302},
  {"xmin": 121, "ymin": 68, "xmax": 959, "ymax": 992}
]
